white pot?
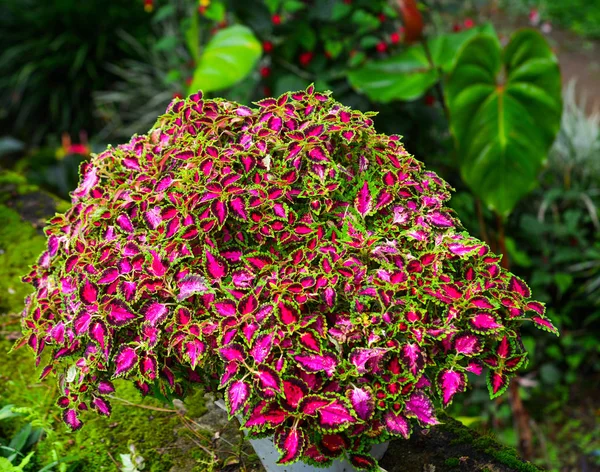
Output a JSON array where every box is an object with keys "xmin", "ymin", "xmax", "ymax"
[
  {"xmin": 215, "ymin": 401, "xmax": 389, "ymax": 472},
  {"xmin": 247, "ymin": 435, "xmax": 389, "ymax": 472}
]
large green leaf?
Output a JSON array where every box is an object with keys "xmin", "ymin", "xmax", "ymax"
[
  {"xmin": 445, "ymin": 29, "xmax": 562, "ymax": 216},
  {"xmin": 347, "ymin": 24, "xmax": 494, "ymax": 103},
  {"xmin": 189, "ymin": 25, "xmax": 262, "ymax": 94}
]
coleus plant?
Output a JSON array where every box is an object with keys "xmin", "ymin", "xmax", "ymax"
[{"xmin": 18, "ymin": 86, "xmax": 557, "ymax": 471}]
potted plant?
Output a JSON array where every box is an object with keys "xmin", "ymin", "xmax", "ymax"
[{"xmin": 17, "ymin": 86, "xmax": 557, "ymax": 471}]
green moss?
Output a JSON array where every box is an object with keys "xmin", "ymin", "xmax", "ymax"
[
  {"xmin": 0, "ymin": 337, "xmax": 211, "ymax": 472},
  {"xmin": 444, "ymin": 457, "xmax": 460, "ymax": 467},
  {"xmin": 183, "ymin": 388, "xmax": 207, "ymax": 418},
  {"xmin": 0, "ymin": 205, "xmax": 46, "ymax": 314},
  {"xmin": 65, "ymin": 382, "xmax": 183, "ymax": 471},
  {"xmin": 438, "ymin": 414, "xmax": 542, "ymax": 472}
]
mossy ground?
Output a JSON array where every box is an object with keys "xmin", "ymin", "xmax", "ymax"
[
  {"xmin": 0, "ymin": 192, "xmax": 224, "ymax": 472},
  {"xmin": 0, "ymin": 335, "xmax": 218, "ymax": 471}
]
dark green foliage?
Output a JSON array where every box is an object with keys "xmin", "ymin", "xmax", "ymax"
[{"xmin": 0, "ymin": 0, "xmax": 152, "ymax": 143}]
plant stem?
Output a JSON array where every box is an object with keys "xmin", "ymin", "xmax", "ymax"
[
  {"xmin": 495, "ymin": 213, "xmax": 534, "ymax": 460},
  {"xmin": 421, "ymin": 38, "xmax": 450, "ymax": 123}
]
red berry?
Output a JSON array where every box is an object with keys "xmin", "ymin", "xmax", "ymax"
[
  {"xmin": 463, "ymin": 18, "xmax": 474, "ymax": 28},
  {"xmin": 376, "ymin": 41, "xmax": 387, "ymax": 53},
  {"xmin": 218, "ymin": 20, "xmax": 228, "ymax": 28},
  {"xmin": 263, "ymin": 41, "xmax": 273, "ymax": 53},
  {"xmin": 425, "ymin": 94, "xmax": 435, "ymax": 106},
  {"xmin": 272, "ymin": 14, "xmax": 281, "ymax": 25},
  {"xmin": 262, "ymin": 86, "xmax": 271, "ymax": 96},
  {"xmin": 185, "ymin": 77, "xmax": 193, "ymax": 86},
  {"xmin": 378, "ymin": 13, "xmax": 386, "ymax": 22},
  {"xmin": 173, "ymin": 92, "xmax": 183, "ymax": 99},
  {"xmin": 453, "ymin": 24, "xmax": 462, "ymax": 32},
  {"xmin": 197, "ymin": 5, "xmax": 206, "ymax": 14},
  {"xmin": 343, "ymin": 0, "xmax": 351, "ymax": 3},
  {"xmin": 299, "ymin": 51, "xmax": 314, "ymax": 67},
  {"xmin": 260, "ymin": 66, "xmax": 271, "ymax": 78},
  {"xmin": 390, "ymin": 32, "xmax": 401, "ymax": 44}
]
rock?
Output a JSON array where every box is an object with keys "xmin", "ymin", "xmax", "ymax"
[{"xmin": 379, "ymin": 414, "xmax": 542, "ymax": 472}]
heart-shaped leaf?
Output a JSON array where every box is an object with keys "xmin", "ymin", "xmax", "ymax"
[{"xmin": 445, "ymin": 29, "xmax": 561, "ymax": 216}]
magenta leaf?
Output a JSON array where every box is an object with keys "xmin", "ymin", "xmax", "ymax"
[
  {"xmin": 347, "ymin": 386, "xmax": 374, "ymax": 421},
  {"xmin": 453, "ymin": 333, "xmax": 481, "ymax": 356},
  {"xmin": 250, "ymin": 332, "xmax": 274, "ymax": 364},
  {"xmin": 256, "ymin": 365, "xmax": 281, "ymax": 392},
  {"xmin": 405, "ymin": 391, "xmax": 438, "ymax": 425},
  {"xmin": 98, "ymin": 381, "xmax": 115, "ymax": 394},
  {"xmin": 469, "ymin": 312, "xmax": 503, "ymax": 332},
  {"xmin": 177, "ymin": 274, "xmax": 210, "ymax": 301},
  {"xmin": 437, "ymin": 369, "xmax": 467, "ymax": 407},
  {"xmin": 295, "ymin": 353, "xmax": 337, "ymax": 377},
  {"xmin": 212, "ymin": 299, "xmax": 236, "ymax": 318},
  {"xmin": 349, "ymin": 453, "xmax": 376, "ymax": 470},
  {"xmin": 508, "ymin": 276, "xmax": 531, "ymax": 298},
  {"xmin": 299, "ymin": 396, "xmax": 332, "ymax": 416},
  {"xmin": 113, "ymin": 346, "xmax": 138, "ymax": 377},
  {"xmin": 91, "ymin": 397, "xmax": 112, "ymax": 416},
  {"xmin": 383, "ymin": 411, "xmax": 411, "ymax": 438},
  {"xmin": 219, "ymin": 344, "xmax": 245, "ymax": 362},
  {"xmin": 400, "ymin": 343, "xmax": 424, "ymax": 377},
  {"xmin": 530, "ymin": 316, "xmax": 558, "ymax": 335},
  {"xmin": 63, "ymin": 409, "xmax": 83, "ymax": 431},
  {"xmin": 73, "ymin": 311, "xmax": 92, "ymax": 335},
  {"xmin": 278, "ymin": 301, "xmax": 299, "ymax": 325},
  {"xmin": 275, "ymin": 427, "xmax": 306, "ymax": 465},
  {"xmin": 226, "ymin": 380, "xmax": 250, "ymax": 415},
  {"xmin": 98, "ymin": 268, "xmax": 120, "ymax": 285},
  {"xmin": 220, "ymin": 361, "xmax": 240, "ymax": 387},
  {"xmin": 116, "ymin": 213, "xmax": 134, "ymax": 233},
  {"xmin": 487, "ymin": 370, "xmax": 509, "ymax": 398},
  {"xmin": 79, "ymin": 280, "xmax": 98, "ymax": 305},
  {"xmin": 354, "ymin": 181, "xmax": 373, "ymax": 217},
  {"xmin": 350, "ymin": 348, "xmax": 388, "ymax": 374},
  {"xmin": 184, "ymin": 339, "xmax": 205, "ymax": 368},
  {"xmin": 205, "ymin": 248, "xmax": 228, "ymax": 280},
  {"xmin": 283, "ymin": 379, "xmax": 307, "ymax": 410},
  {"xmin": 107, "ymin": 301, "xmax": 137, "ymax": 327},
  {"xmin": 317, "ymin": 399, "xmax": 355, "ymax": 431},
  {"xmin": 142, "ymin": 302, "xmax": 168, "ymax": 326}
]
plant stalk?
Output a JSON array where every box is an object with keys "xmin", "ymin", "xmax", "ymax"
[{"xmin": 495, "ymin": 213, "xmax": 534, "ymax": 461}]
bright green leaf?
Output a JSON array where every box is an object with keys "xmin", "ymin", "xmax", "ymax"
[
  {"xmin": 189, "ymin": 25, "xmax": 262, "ymax": 94},
  {"xmin": 445, "ymin": 29, "xmax": 562, "ymax": 216},
  {"xmin": 204, "ymin": 2, "xmax": 226, "ymax": 22},
  {"xmin": 347, "ymin": 24, "xmax": 494, "ymax": 103},
  {"xmin": 283, "ymin": 0, "xmax": 306, "ymax": 13}
]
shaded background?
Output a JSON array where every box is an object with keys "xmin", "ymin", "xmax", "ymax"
[{"xmin": 0, "ymin": 0, "xmax": 599, "ymax": 471}]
